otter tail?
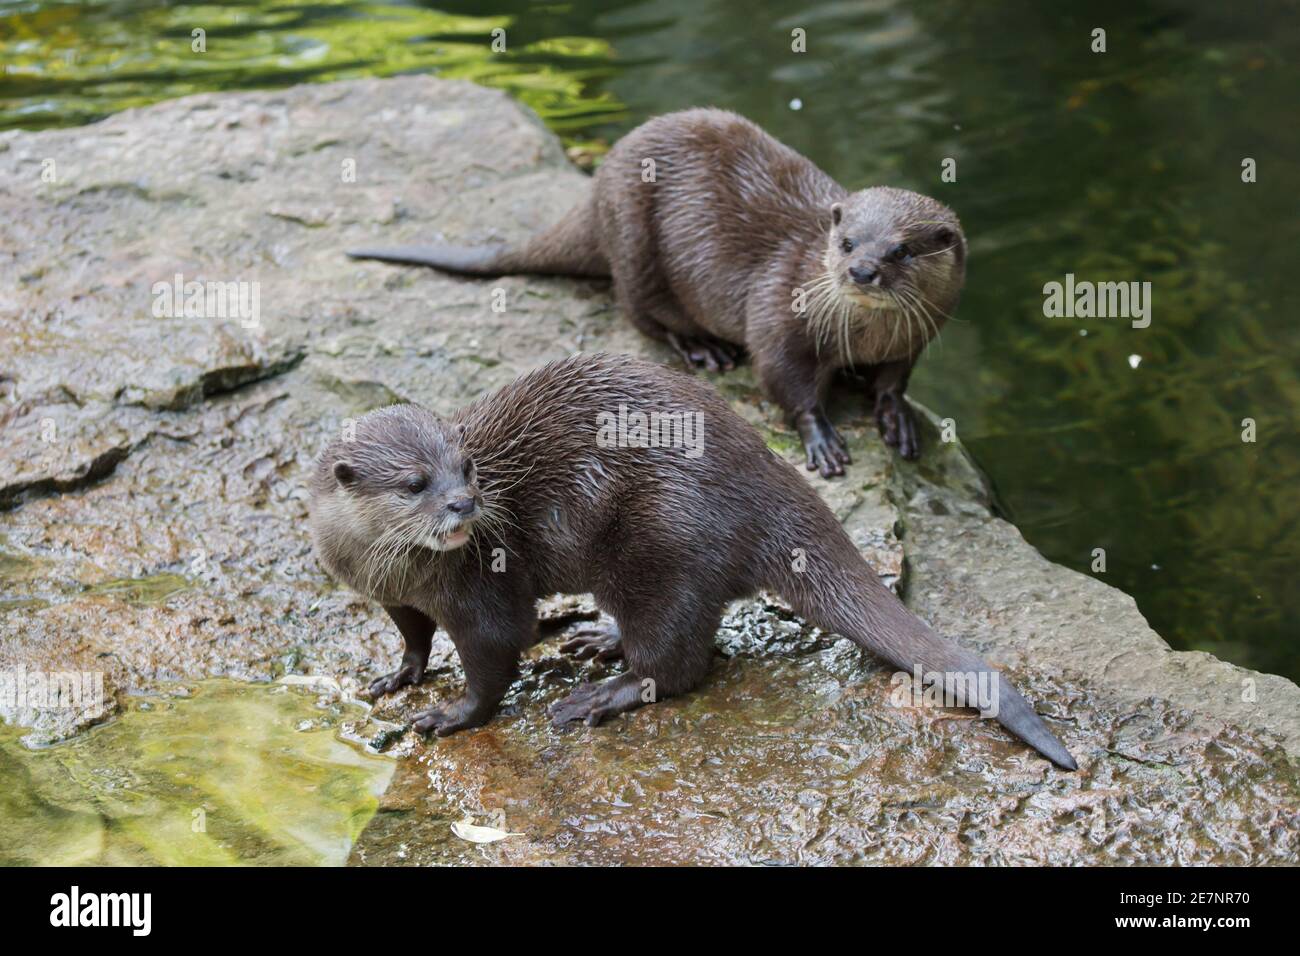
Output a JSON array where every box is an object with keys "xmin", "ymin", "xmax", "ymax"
[
  {"xmin": 346, "ymin": 195, "xmax": 609, "ymax": 278},
  {"xmin": 769, "ymin": 533, "xmax": 1077, "ymax": 770}
]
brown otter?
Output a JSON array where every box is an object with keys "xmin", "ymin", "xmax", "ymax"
[
  {"xmin": 308, "ymin": 353, "xmax": 1075, "ymax": 769},
  {"xmin": 348, "ymin": 109, "xmax": 965, "ymax": 476}
]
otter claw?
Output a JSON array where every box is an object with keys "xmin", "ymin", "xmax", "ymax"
[
  {"xmin": 412, "ymin": 695, "xmax": 489, "ymax": 737},
  {"xmin": 558, "ymin": 622, "xmax": 623, "ymax": 662},
  {"xmin": 366, "ymin": 662, "xmax": 425, "ymax": 698},
  {"xmin": 796, "ymin": 410, "xmax": 851, "ymax": 478},
  {"xmin": 549, "ymin": 675, "xmax": 643, "ymax": 728},
  {"xmin": 667, "ymin": 332, "xmax": 740, "ymax": 373},
  {"xmin": 875, "ymin": 393, "xmax": 919, "ymax": 460}
]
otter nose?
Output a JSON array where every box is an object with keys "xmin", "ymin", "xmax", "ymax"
[
  {"xmin": 447, "ymin": 497, "xmax": 477, "ymax": 517},
  {"xmin": 849, "ymin": 265, "xmax": 879, "ymax": 286}
]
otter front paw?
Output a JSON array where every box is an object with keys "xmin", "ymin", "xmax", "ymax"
[
  {"xmin": 874, "ymin": 392, "xmax": 919, "ymax": 460},
  {"xmin": 412, "ymin": 695, "xmax": 493, "ymax": 737},
  {"xmin": 366, "ymin": 661, "xmax": 425, "ymax": 699},
  {"xmin": 796, "ymin": 410, "xmax": 851, "ymax": 478}
]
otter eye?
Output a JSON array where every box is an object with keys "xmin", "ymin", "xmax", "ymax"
[
  {"xmin": 840, "ymin": 237, "xmax": 854, "ymax": 253},
  {"xmin": 462, "ymin": 458, "xmax": 476, "ymax": 482},
  {"xmin": 891, "ymin": 243, "xmax": 911, "ymax": 261},
  {"xmin": 406, "ymin": 477, "xmax": 427, "ymax": 494}
]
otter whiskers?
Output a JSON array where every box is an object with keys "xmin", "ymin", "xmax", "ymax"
[
  {"xmin": 356, "ymin": 507, "xmax": 427, "ymax": 596},
  {"xmin": 805, "ymin": 271, "xmax": 865, "ymax": 363}
]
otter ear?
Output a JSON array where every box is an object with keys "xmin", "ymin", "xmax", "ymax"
[
  {"xmin": 831, "ymin": 203, "xmax": 843, "ymax": 226},
  {"xmin": 333, "ymin": 461, "xmax": 357, "ymax": 487},
  {"xmin": 935, "ymin": 226, "xmax": 955, "ymax": 247}
]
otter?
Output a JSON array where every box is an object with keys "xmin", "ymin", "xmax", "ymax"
[
  {"xmin": 308, "ymin": 353, "xmax": 1075, "ymax": 770},
  {"xmin": 348, "ymin": 109, "xmax": 965, "ymax": 477}
]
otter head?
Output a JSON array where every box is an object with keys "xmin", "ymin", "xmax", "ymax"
[
  {"xmin": 312, "ymin": 404, "xmax": 482, "ymax": 572},
  {"xmin": 824, "ymin": 187, "xmax": 965, "ymax": 312}
]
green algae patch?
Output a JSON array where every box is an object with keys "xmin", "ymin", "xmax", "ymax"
[
  {"xmin": 0, "ymin": 540, "xmax": 45, "ymax": 584},
  {"xmin": 82, "ymin": 572, "xmax": 193, "ymax": 606},
  {"xmin": 0, "ymin": 680, "xmax": 394, "ymax": 866}
]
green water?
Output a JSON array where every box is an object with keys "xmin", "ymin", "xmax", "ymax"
[
  {"xmin": 0, "ymin": 680, "xmax": 394, "ymax": 865},
  {"xmin": 2, "ymin": 0, "xmax": 1297, "ymax": 681}
]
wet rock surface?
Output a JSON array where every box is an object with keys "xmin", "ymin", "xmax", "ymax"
[{"xmin": 1, "ymin": 77, "xmax": 1296, "ymax": 864}]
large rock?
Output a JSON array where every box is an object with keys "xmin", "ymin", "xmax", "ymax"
[{"xmin": 1, "ymin": 77, "xmax": 1296, "ymax": 865}]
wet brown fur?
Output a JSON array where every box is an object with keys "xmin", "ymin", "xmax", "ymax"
[
  {"xmin": 348, "ymin": 109, "xmax": 967, "ymax": 475},
  {"xmin": 308, "ymin": 353, "xmax": 1075, "ymax": 769}
]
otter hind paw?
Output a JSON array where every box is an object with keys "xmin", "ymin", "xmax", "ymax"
[
  {"xmin": 666, "ymin": 332, "xmax": 742, "ymax": 373},
  {"xmin": 412, "ymin": 695, "xmax": 491, "ymax": 737},
  {"xmin": 558, "ymin": 621, "xmax": 623, "ymax": 662},
  {"xmin": 549, "ymin": 675, "xmax": 645, "ymax": 728}
]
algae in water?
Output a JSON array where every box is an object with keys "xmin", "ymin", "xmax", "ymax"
[{"xmin": 0, "ymin": 680, "xmax": 394, "ymax": 866}]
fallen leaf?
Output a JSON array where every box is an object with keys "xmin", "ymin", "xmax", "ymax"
[{"xmin": 451, "ymin": 818, "xmax": 523, "ymax": 844}]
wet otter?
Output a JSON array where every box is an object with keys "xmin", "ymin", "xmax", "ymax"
[
  {"xmin": 348, "ymin": 109, "xmax": 965, "ymax": 476},
  {"xmin": 308, "ymin": 353, "xmax": 1075, "ymax": 769}
]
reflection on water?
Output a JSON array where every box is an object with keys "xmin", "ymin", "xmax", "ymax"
[
  {"xmin": 1, "ymin": 0, "xmax": 1297, "ymax": 679},
  {"xmin": 0, "ymin": 0, "xmax": 624, "ymax": 142},
  {"xmin": 0, "ymin": 680, "xmax": 394, "ymax": 865}
]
